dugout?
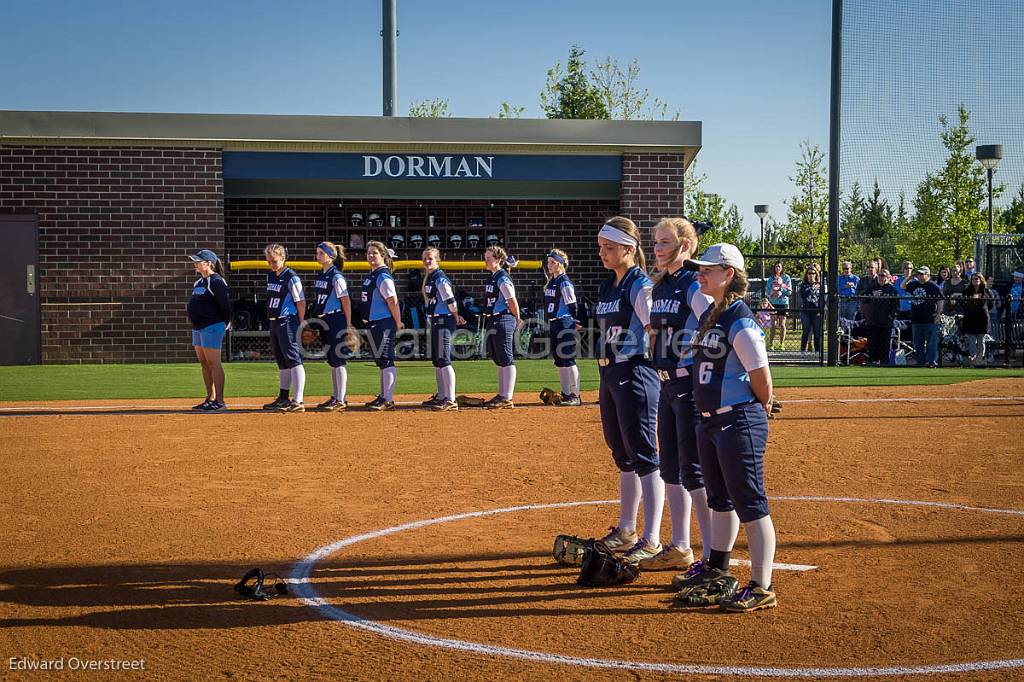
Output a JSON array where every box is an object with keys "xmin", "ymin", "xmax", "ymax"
[{"xmin": 0, "ymin": 110, "xmax": 700, "ymax": 364}]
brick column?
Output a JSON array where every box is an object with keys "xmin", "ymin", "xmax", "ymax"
[{"xmin": 619, "ymin": 153, "xmax": 685, "ymax": 229}]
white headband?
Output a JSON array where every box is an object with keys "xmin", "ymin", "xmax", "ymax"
[{"xmin": 598, "ymin": 223, "xmax": 639, "ymax": 248}]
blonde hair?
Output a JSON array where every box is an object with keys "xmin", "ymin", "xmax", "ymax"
[
  {"xmin": 366, "ymin": 240, "xmax": 393, "ymax": 271},
  {"xmin": 603, "ymin": 216, "xmax": 647, "ymax": 272},
  {"xmin": 651, "ymin": 217, "xmax": 698, "ymax": 285},
  {"xmin": 319, "ymin": 241, "xmax": 346, "ymax": 270},
  {"xmin": 421, "ymin": 247, "xmax": 441, "ymax": 302},
  {"xmin": 545, "ymin": 248, "xmax": 569, "ymax": 283},
  {"xmin": 696, "ymin": 266, "xmax": 750, "ymax": 343},
  {"xmin": 264, "ymin": 243, "xmax": 287, "ymax": 261}
]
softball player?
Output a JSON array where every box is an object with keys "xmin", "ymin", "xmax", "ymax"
[
  {"xmin": 186, "ymin": 249, "xmax": 232, "ymax": 412},
  {"xmin": 421, "ymin": 247, "xmax": 466, "ymax": 411},
  {"xmin": 594, "ymin": 216, "xmax": 664, "ymax": 565},
  {"xmin": 311, "ymin": 241, "xmax": 352, "ymax": 411},
  {"xmin": 362, "ymin": 241, "xmax": 404, "ymax": 411},
  {"xmin": 543, "ymin": 249, "xmax": 581, "ymax": 406},
  {"xmin": 674, "ymin": 243, "xmax": 778, "ymax": 612},
  {"xmin": 482, "ymin": 246, "xmax": 521, "ymax": 409},
  {"xmin": 262, "ymin": 244, "xmax": 307, "ymax": 413},
  {"xmin": 639, "ymin": 218, "xmax": 716, "ymax": 572}
]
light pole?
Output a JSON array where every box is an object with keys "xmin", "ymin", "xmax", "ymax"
[
  {"xmin": 755, "ymin": 204, "xmax": 769, "ymax": 284},
  {"xmin": 976, "ymin": 145, "xmax": 1002, "ymax": 232}
]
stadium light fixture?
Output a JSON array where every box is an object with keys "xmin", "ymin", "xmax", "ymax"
[
  {"xmin": 755, "ymin": 204, "xmax": 769, "ymax": 282},
  {"xmin": 976, "ymin": 145, "xmax": 1002, "ymax": 231}
]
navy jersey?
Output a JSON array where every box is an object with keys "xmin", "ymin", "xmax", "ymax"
[
  {"xmin": 484, "ymin": 269, "xmax": 514, "ymax": 315},
  {"xmin": 691, "ymin": 300, "xmax": 768, "ymax": 412},
  {"xmin": 187, "ymin": 273, "xmax": 232, "ymax": 329},
  {"xmin": 424, "ymin": 269, "xmax": 456, "ymax": 317},
  {"xmin": 266, "ymin": 267, "xmax": 303, "ymax": 318},
  {"xmin": 312, "ymin": 266, "xmax": 348, "ymax": 320},
  {"xmin": 595, "ymin": 266, "xmax": 652, "ymax": 361},
  {"xmin": 361, "ymin": 267, "xmax": 396, "ymax": 321},
  {"xmin": 544, "ymin": 273, "xmax": 578, "ymax": 322},
  {"xmin": 650, "ymin": 269, "xmax": 710, "ymax": 371}
]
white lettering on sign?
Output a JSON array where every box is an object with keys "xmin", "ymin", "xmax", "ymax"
[{"xmin": 362, "ymin": 155, "xmax": 496, "ymax": 179}]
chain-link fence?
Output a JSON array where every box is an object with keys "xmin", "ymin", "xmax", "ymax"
[{"xmin": 745, "ymin": 254, "xmax": 827, "ymax": 364}]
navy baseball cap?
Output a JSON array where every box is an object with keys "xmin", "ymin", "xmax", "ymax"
[{"xmin": 188, "ymin": 249, "xmax": 219, "ymax": 263}]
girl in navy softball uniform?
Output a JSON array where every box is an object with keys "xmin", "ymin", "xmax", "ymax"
[
  {"xmin": 311, "ymin": 241, "xmax": 353, "ymax": 412},
  {"xmin": 543, "ymin": 249, "xmax": 581, "ymax": 406},
  {"xmin": 421, "ymin": 247, "xmax": 466, "ymax": 411},
  {"xmin": 593, "ymin": 216, "xmax": 665, "ymax": 566},
  {"xmin": 186, "ymin": 249, "xmax": 232, "ymax": 412},
  {"xmin": 640, "ymin": 218, "xmax": 715, "ymax": 573},
  {"xmin": 674, "ymin": 243, "xmax": 778, "ymax": 613},
  {"xmin": 262, "ymin": 243, "xmax": 307, "ymax": 413},
  {"xmin": 482, "ymin": 245, "xmax": 521, "ymax": 409},
  {"xmin": 362, "ymin": 241, "xmax": 404, "ymax": 411}
]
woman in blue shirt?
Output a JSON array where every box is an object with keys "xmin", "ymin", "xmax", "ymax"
[
  {"xmin": 421, "ymin": 246, "xmax": 465, "ymax": 411},
  {"xmin": 482, "ymin": 246, "xmax": 521, "ymax": 409},
  {"xmin": 186, "ymin": 249, "xmax": 232, "ymax": 412},
  {"xmin": 311, "ymin": 241, "xmax": 354, "ymax": 411},
  {"xmin": 763, "ymin": 261, "xmax": 792, "ymax": 350},
  {"xmin": 362, "ymin": 241, "xmax": 404, "ymax": 411},
  {"xmin": 543, "ymin": 249, "xmax": 581, "ymax": 406}
]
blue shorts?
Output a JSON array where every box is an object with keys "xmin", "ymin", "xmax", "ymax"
[
  {"xmin": 598, "ymin": 358, "xmax": 660, "ymax": 477},
  {"xmin": 429, "ymin": 315, "xmax": 456, "ymax": 368},
  {"xmin": 321, "ymin": 312, "xmax": 350, "ymax": 368},
  {"xmin": 486, "ymin": 314, "xmax": 516, "ymax": 367},
  {"xmin": 192, "ymin": 322, "xmax": 226, "ymax": 350},
  {"xmin": 270, "ymin": 316, "xmax": 303, "ymax": 369},
  {"xmin": 695, "ymin": 402, "xmax": 770, "ymax": 523},
  {"xmin": 549, "ymin": 317, "xmax": 577, "ymax": 367},
  {"xmin": 657, "ymin": 372, "xmax": 703, "ymax": 489},
  {"xmin": 368, "ymin": 318, "xmax": 397, "ymax": 369}
]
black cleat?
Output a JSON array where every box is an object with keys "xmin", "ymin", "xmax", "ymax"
[{"xmin": 263, "ymin": 396, "xmax": 289, "ymax": 410}]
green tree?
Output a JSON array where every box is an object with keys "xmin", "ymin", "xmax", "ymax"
[
  {"xmin": 1000, "ymin": 182, "xmax": 1024, "ymax": 234},
  {"xmin": 408, "ymin": 98, "xmax": 451, "ymax": 118},
  {"xmin": 540, "ymin": 46, "xmax": 609, "ymax": 120},
  {"xmin": 496, "ymin": 102, "xmax": 525, "ymax": 119},
  {"xmin": 908, "ymin": 105, "xmax": 1004, "ymax": 264},
  {"xmin": 784, "ymin": 140, "xmax": 830, "ymax": 254},
  {"xmin": 590, "ymin": 55, "xmax": 679, "ymax": 120}
]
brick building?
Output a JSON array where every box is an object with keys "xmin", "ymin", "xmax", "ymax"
[{"xmin": 0, "ymin": 111, "xmax": 700, "ymax": 364}]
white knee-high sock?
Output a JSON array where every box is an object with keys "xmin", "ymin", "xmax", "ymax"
[
  {"xmin": 689, "ymin": 487, "xmax": 714, "ymax": 560},
  {"xmin": 665, "ymin": 483, "xmax": 692, "ymax": 549},
  {"xmin": 442, "ymin": 365, "xmax": 456, "ymax": 401},
  {"xmin": 332, "ymin": 366, "xmax": 347, "ymax": 401},
  {"xmin": 640, "ymin": 471, "xmax": 665, "ymax": 546},
  {"xmin": 505, "ymin": 365, "xmax": 517, "ymax": 400},
  {"xmin": 279, "ymin": 369, "xmax": 292, "ymax": 392},
  {"xmin": 618, "ymin": 472, "xmax": 641, "ymax": 532},
  {"xmin": 496, "ymin": 367, "xmax": 506, "ymax": 398},
  {"xmin": 711, "ymin": 509, "xmax": 741, "ymax": 553},
  {"xmin": 434, "ymin": 367, "xmax": 444, "ymax": 397},
  {"xmin": 745, "ymin": 515, "xmax": 777, "ymax": 588},
  {"xmin": 291, "ymin": 365, "xmax": 305, "ymax": 402},
  {"xmin": 381, "ymin": 367, "xmax": 397, "ymax": 401},
  {"xmin": 557, "ymin": 367, "xmax": 572, "ymax": 395},
  {"xmin": 569, "ymin": 365, "xmax": 580, "ymax": 395}
]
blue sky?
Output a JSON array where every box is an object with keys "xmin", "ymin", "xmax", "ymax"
[{"xmin": 2, "ymin": 1, "xmax": 1018, "ymax": 234}]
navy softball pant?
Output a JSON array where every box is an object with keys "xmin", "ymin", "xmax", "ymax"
[
  {"xmin": 549, "ymin": 316, "xmax": 578, "ymax": 368},
  {"xmin": 368, "ymin": 318, "xmax": 397, "ymax": 369},
  {"xmin": 429, "ymin": 315, "xmax": 456, "ymax": 368},
  {"xmin": 486, "ymin": 314, "xmax": 516, "ymax": 367},
  {"xmin": 695, "ymin": 401, "xmax": 770, "ymax": 523},
  {"xmin": 321, "ymin": 312, "xmax": 349, "ymax": 368},
  {"xmin": 269, "ymin": 316, "xmax": 302, "ymax": 370},
  {"xmin": 598, "ymin": 358, "xmax": 660, "ymax": 477},
  {"xmin": 657, "ymin": 372, "xmax": 704, "ymax": 489}
]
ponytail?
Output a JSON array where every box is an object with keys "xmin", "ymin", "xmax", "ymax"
[
  {"xmin": 421, "ymin": 247, "xmax": 441, "ymax": 302},
  {"xmin": 604, "ymin": 216, "xmax": 646, "ymax": 272},
  {"xmin": 695, "ymin": 268, "xmax": 749, "ymax": 343},
  {"xmin": 213, "ymin": 259, "xmax": 227, "ymax": 280}
]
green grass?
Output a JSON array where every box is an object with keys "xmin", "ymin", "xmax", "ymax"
[{"xmin": 1, "ymin": 361, "xmax": 1022, "ymax": 402}]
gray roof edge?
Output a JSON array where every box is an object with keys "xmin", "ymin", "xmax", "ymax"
[{"xmin": 0, "ymin": 110, "xmax": 701, "ymax": 148}]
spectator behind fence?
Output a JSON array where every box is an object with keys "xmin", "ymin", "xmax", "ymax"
[
  {"xmin": 905, "ymin": 265, "xmax": 943, "ymax": 368},
  {"xmin": 964, "ymin": 257, "xmax": 977, "ymax": 277},
  {"xmin": 1011, "ymin": 271, "xmax": 1024, "ymax": 320},
  {"xmin": 756, "ymin": 296, "xmax": 775, "ymax": 332},
  {"xmin": 935, "ymin": 265, "xmax": 950, "ymax": 289},
  {"xmin": 943, "ymin": 262, "xmax": 968, "ymax": 314},
  {"xmin": 764, "ymin": 260, "xmax": 792, "ymax": 350},
  {"xmin": 861, "ymin": 268, "xmax": 899, "ymax": 366},
  {"xmin": 961, "ymin": 273, "xmax": 991, "ymax": 367},
  {"xmin": 987, "ymin": 275, "xmax": 1003, "ymax": 334},
  {"xmin": 894, "ymin": 261, "xmax": 914, "ymax": 315},
  {"xmin": 798, "ymin": 267, "xmax": 822, "ymax": 353},
  {"xmin": 856, "ymin": 260, "xmax": 879, "ymax": 321},
  {"xmin": 838, "ymin": 261, "xmax": 859, "ymax": 320}
]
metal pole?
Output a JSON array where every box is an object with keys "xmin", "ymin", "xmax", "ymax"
[
  {"xmin": 759, "ymin": 216, "xmax": 766, "ymax": 284},
  {"xmin": 382, "ymin": 0, "xmax": 397, "ymax": 116},
  {"xmin": 826, "ymin": 0, "xmax": 843, "ymax": 366},
  {"xmin": 987, "ymin": 167, "xmax": 994, "ymax": 232}
]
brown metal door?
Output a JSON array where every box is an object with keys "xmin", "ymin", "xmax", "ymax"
[{"xmin": 0, "ymin": 215, "xmax": 41, "ymax": 364}]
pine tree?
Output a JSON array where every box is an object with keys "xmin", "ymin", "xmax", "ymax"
[
  {"xmin": 784, "ymin": 140, "xmax": 829, "ymax": 254},
  {"xmin": 540, "ymin": 46, "xmax": 609, "ymax": 120}
]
